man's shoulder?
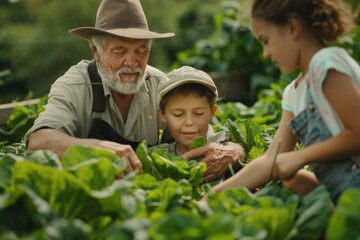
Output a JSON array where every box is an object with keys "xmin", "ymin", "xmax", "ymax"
[
  {"xmin": 59, "ymin": 60, "xmax": 90, "ymax": 84},
  {"xmin": 51, "ymin": 60, "xmax": 92, "ymax": 95},
  {"xmin": 145, "ymin": 65, "xmax": 167, "ymax": 80}
]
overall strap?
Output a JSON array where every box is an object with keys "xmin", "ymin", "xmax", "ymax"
[
  {"xmin": 87, "ymin": 60, "xmax": 147, "ymax": 150},
  {"xmin": 87, "ymin": 60, "xmax": 106, "ymax": 112},
  {"xmin": 88, "ymin": 118, "xmax": 141, "ymax": 150}
]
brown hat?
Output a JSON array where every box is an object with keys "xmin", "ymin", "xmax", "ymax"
[{"xmin": 69, "ymin": 0, "xmax": 175, "ymax": 40}]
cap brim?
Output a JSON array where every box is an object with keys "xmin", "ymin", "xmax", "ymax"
[
  {"xmin": 159, "ymin": 78, "xmax": 218, "ymax": 102},
  {"xmin": 69, "ymin": 27, "xmax": 175, "ymax": 40}
]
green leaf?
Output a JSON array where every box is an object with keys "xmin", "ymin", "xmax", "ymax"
[
  {"xmin": 43, "ymin": 218, "xmax": 92, "ymax": 240},
  {"xmin": 25, "ymin": 150, "xmax": 62, "ymax": 169},
  {"xmin": 188, "ymin": 162, "xmax": 206, "ymax": 198},
  {"xmin": 136, "ymin": 141, "xmax": 163, "ymax": 180},
  {"xmin": 133, "ymin": 173, "xmax": 160, "ymax": 190},
  {"xmin": 150, "ymin": 208, "xmax": 204, "ymax": 240},
  {"xmin": 146, "ymin": 179, "xmax": 184, "ymax": 212},
  {"xmin": 240, "ymin": 208, "xmax": 293, "ymax": 240},
  {"xmin": 11, "ymin": 161, "xmax": 129, "ymax": 221},
  {"xmin": 151, "ymin": 152, "xmax": 189, "ymax": 180},
  {"xmin": 61, "ymin": 145, "xmax": 125, "ymax": 174},
  {"xmin": 69, "ymin": 158, "xmax": 116, "ymax": 190},
  {"xmin": 288, "ymin": 185, "xmax": 332, "ymax": 240},
  {"xmin": 97, "ymin": 217, "xmax": 150, "ymax": 240},
  {"xmin": 247, "ymin": 146, "xmax": 266, "ymax": 163},
  {"xmin": 0, "ymin": 154, "xmax": 18, "ymax": 189},
  {"xmin": 326, "ymin": 188, "xmax": 360, "ymax": 240},
  {"xmin": 189, "ymin": 136, "xmax": 207, "ymax": 151},
  {"xmin": 0, "ymin": 187, "xmax": 56, "ymax": 235},
  {"xmin": 227, "ymin": 119, "xmax": 248, "ymax": 153},
  {"xmin": 0, "ymin": 116, "xmax": 36, "ymax": 143}
]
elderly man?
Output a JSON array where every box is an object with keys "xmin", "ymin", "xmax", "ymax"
[{"xmin": 25, "ymin": 0, "xmax": 245, "ymax": 182}]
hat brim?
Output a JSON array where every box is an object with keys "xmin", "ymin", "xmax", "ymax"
[
  {"xmin": 69, "ymin": 27, "xmax": 175, "ymax": 40},
  {"xmin": 159, "ymin": 78, "xmax": 218, "ymax": 102}
]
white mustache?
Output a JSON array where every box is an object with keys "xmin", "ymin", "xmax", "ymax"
[{"xmin": 117, "ymin": 66, "xmax": 142, "ymax": 74}]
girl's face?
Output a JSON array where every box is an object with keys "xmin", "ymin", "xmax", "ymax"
[
  {"xmin": 159, "ymin": 92, "xmax": 216, "ymax": 155},
  {"xmin": 250, "ymin": 17, "xmax": 300, "ymax": 73}
]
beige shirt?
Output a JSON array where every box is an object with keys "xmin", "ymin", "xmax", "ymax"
[{"xmin": 25, "ymin": 60, "xmax": 167, "ymax": 146}]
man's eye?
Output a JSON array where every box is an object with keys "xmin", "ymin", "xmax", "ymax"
[
  {"xmin": 113, "ymin": 50, "xmax": 125, "ymax": 55},
  {"xmin": 137, "ymin": 49, "xmax": 149, "ymax": 56}
]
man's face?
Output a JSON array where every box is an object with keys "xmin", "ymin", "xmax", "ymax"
[{"xmin": 95, "ymin": 35, "xmax": 150, "ymax": 94}]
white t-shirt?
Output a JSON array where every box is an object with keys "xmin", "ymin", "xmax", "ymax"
[{"xmin": 282, "ymin": 46, "xmax": 360, "ymax": 136}]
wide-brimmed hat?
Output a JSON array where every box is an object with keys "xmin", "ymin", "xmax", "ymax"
[
  {"xmin": 69, "ymin": 0, "xmax": 175, "ymax": 40},
  {"xmin": 158, "ymin": 66, "xmax": 218, "ymax": 105}
]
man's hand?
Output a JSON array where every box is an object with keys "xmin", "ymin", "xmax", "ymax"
[
  {"xmin": 97, "ymin": 140, "xmax": 143, "ymax": 176},
  {"xmin": 183, "ymin": 142, "xmax": 245, "ymax": 182},
  {"xmin": 27, "ymin": 129, "xmax": 142, "ymax": 178}
]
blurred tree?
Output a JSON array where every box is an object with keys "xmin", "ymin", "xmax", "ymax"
[
  {"xmin": 0, "ymin": 0, "xmax": 32, "ymax": 103},
  {"xmin": 0, "ymin": 0, "xmax": 100, "ymax": 102},
  {"xmin": 2, "ymin": 0, "xmax": 99, "ymax": 99},
  {"xmin": 0, "ymin": 0, "xmax": 220, "ymax": 103},
  {"xmin": 142, "ymin": 0, "xmax": 221, "ymax": 70},
  {"xmin": 2, "ymin": 0, "xmax": 356, "ymax": 104}
]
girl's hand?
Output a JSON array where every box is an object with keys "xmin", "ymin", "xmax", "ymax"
[{"xmin": 275, "ymin": 151, "xmax": 305, "ymax": 180}]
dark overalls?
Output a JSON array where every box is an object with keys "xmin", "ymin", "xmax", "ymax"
[{"xmin": 288, "ymin": 84, "xmax": 360, "ymax": 204}]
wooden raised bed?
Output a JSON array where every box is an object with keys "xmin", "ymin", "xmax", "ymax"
[{"xmin": 0, "ymin": 98, "xmax": 40, "ymax": 129}]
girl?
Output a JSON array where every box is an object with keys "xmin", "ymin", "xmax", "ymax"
[{"xmin": 210, "ymin": 0, "xmax": 360, "ymax": 205}]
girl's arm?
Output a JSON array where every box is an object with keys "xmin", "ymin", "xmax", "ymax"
[
  {"xmin": 302, "ymin": 70, "xmax": 360, "ymax": 162},
  {"xmin": 276, "ymin": 70, "xmax": 360, "ymax": 180},
  {"xmin": 211, "ymin": 110, "xmax": 297, "ymax": 193}
]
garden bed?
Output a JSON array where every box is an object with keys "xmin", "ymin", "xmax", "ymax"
[{"xmin": 0, "ymin": 99, "xmax": 39, "ymax": 129}]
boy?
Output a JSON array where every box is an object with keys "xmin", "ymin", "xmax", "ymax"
[{"xmin": 153, "ymin": 66, "xmax": 228, "ymax": 155}]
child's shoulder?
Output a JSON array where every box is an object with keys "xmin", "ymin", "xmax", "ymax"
[
  {"xmin": 310, "ymin": 46, "xmax": 352, "ymax": 67},
  {"xmin": 309, "ymin": 46, "xmax": 359, "ymax": 81}
]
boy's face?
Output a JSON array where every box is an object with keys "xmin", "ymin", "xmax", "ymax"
[{"xmin": 159, "ymin": 92, "xmax": 216, "ymax": 156}]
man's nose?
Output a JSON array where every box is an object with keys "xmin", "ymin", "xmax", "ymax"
[{"xmin": 123, "ymin": 53, "xmax": 138, "ymax": 67}]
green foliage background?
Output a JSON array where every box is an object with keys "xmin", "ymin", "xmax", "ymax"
[
  {"xmin": 0, "ymin": 0, "xmax": 359, "ymax": 104},
  {"xmin": 0, "ymin": 0, "xmax": 221, "ymax": 103}
]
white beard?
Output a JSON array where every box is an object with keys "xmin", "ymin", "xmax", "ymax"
[{"xmin": 97, "ymin": 62, "xmax": 145, "ymax": 94}]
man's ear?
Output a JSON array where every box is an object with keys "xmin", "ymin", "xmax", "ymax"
[
  {"xmin": 288, "ymin": 17, "xmax": 302, "ymax": 40},
  {"xmin": 158, "ymin": 108, "xmax": 167, "ymax": 123},
  {"xmin": 90, "ymin": 42, "xmax": 100, "ymax": 61}
]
